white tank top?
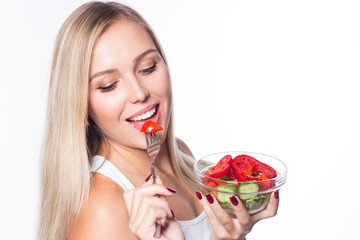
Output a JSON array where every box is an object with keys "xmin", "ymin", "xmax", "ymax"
[{"xmin": 90, "ymin": 155, "xmax": 213, "ymax": 240}]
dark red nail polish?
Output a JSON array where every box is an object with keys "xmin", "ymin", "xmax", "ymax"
[
  {"xmin": 195, "ymin": 191, "xmax": 202, "ymax": 200},
  {"xmin": 275, "ymin": 190, "xmax": 279, "ymax": 200},
  {"xmin": 167, "ymin": 187, "xmax": 177, "ymax": 193},
  {"xmin": 145, "ymin": 174, "xmax": 152, "ymax": 182},
  {"xmin": 230, "ymin": 196, "xmax": 239, "ymax": 206},
  {"xmin": 205, "ymin": 194, "xmax": 214, "ymax": 204}
]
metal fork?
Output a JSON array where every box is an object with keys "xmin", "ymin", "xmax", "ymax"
[
  {"xmin": 145, "ymin": 132, "xmax": 162, "ymax": 238},
  {"xmin": 145, "ymin": 132, "xmax": 161, "ymax": 183}
]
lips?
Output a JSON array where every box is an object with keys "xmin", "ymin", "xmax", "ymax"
[{"xmin": 127, "ymin": 104, "xmax": 159, "ymax": 123}]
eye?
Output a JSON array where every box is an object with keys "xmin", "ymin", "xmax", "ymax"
[
  {"xmin": 98, "ymin": 82, "xmax": 118, "ymax": 93},
  {"xmin": 138, "ymin": 61, "xmax": 158, "ymax": 75}
]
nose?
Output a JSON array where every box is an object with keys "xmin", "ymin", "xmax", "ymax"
[{"xmin": 126, "ymin": 75, "xmax": 149, "ymax": 103}]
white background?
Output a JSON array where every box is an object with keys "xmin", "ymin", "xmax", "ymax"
[{"xmin": 1, "ymin": 0, "xmax": 359, "ymax": 239}]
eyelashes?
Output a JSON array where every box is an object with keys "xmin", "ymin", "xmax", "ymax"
[
  {"xmin": 97, "ymin": 61, "xmax": 158, "ymax": 93},
  {"xmin": 138, "ymin": 61, "xmax": 158, "ymax": 75},
  {"xmin": 98, "ymin": 82, "xmax": 118, "ymax": 93}
]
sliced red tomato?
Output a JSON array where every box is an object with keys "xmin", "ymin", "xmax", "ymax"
[
  {"xmin": 258, "ymin": 180, "xmax": 275, "ymax": 191},
  {"xmin": 140, "ymin": 120, "xmax": 163, "ymax": 133},
  {"xmin": 252, "ymin": 161, "xmax": 277, "ymax": 179},
  {"xmin": 203, "ymin": 179, "xmax": 219, "ymax": 189},
  {"xmin": 226, "ymin": 169, "xmax": 236, "ymax": 179},
  {"xmin": 231, "ymin": 159, "xmax": 248, "ymax": 182},
  {"xmin": 233, "ymin": 154, "xmax": 277, "ymax": 178},
  {"xmin": 204, "ymin": 153, "xmax": 277, "ymax": 191},
  {"xmin": 205, "ymin": 155, "xmax": 232, "ymax": 178},
  {"xmin": 203, "ymin": 177, "xmax": 220, "ymax": 198},
  {"xmin": 231, "ymin": 154, "xmax": 277, "ymax": 190}
]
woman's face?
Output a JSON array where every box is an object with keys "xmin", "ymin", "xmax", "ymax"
[{"xmin": 88, "ymin": 19, "xmax": 172, "ymax": 150}]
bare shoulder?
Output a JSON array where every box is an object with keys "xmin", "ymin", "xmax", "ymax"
[
  {"xmin": 67, "ymin": 173, "xmax": 137, "ymax": 240},
  {"xmin": 175, "ymin": 138, "xmax": 194, "ymax": 157}
]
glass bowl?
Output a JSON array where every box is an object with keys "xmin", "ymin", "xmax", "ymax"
[{"xmin": 194, "ymin": 151, "xmax": 287, "ymax": 216}]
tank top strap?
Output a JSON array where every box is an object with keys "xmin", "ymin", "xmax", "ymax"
[{"xmin": 90, "ymin": 155, "xmax": 135, "ymax": 192}]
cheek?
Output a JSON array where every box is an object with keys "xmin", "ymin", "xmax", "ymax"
[
  {"xmin": 88, "ymin": 93, "xmax": 125, "ymax": 124},
  {"xmin": 156, "ymin": 71, "xmax": 172, "ymax": 116},
  {"xmin": 154, "ymin": 71, "xmax": 172, "ymax": 99}
]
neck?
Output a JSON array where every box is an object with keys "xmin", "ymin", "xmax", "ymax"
[{"xmin": 97, "ymin": 138, "xmax": 174, "ymax": 177}]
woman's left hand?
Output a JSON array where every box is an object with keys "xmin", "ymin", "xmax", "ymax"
[{"xmin": 196, "ymin": 191, "xmax": 279, "ymax": 240}]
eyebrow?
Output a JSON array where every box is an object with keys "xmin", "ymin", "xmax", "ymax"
[
  {"xmin": 134, "ymin": 49, "xmax": 158, "ymax": 64},
  {"xmin": 90, "ymin": 49, "xmax": 158, "ymax": 82},
  {"xmin": 90, "ymin": 68, "xmax": 118, "ymax": 82}
]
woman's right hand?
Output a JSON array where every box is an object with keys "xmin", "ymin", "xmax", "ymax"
[
  {"xmin": 123, "ymin": 176, "xmax": 184, "ymax": 240},
  {"xmin": 196, "ymin": 191, "xmax": 279, "ymax": 240}
]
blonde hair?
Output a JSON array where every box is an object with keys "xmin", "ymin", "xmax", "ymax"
[{"xmin": 39, "ymin": 2, "xmax": 196, "ymax": 240}]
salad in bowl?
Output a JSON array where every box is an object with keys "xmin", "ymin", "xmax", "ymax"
[{"xmin": 194, "ymin": 151, "xmax": 287, "ymax": 216}]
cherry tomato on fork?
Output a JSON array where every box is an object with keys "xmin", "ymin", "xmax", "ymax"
[
  {"xmin": 205, "ymin": 155, "xmax": 232, "ymax": 178},
  {"xmin": 140, "ymin": 120, "xmax": 163, "ymax": 133}
]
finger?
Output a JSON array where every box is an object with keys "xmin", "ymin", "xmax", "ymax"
[
  {"xmin": 250, "ymin": 191, "xmax": 279, "ymax": 224},
  {"xmin": 130, "ymin": 182, "xmax": 175, "ymax": 216},
  {"xmin": 130, "ymin": 203, "xmax": 168, "ymax": 238},
  {"xmin": 123, "ymin": 175, "xmax": 162, "ymax": 212},
  {"xmin": 124, "ymin": 174, "xmax": 175, "ymax": 223},
  {"xmin": 206, "ymin": 194, "xmax": 234, "ymax": 230},
  {"xmin": 129, "ymin": 188, "xmax": 174, "ymax": 225},
  {"xmin": 229, "ymin": 195, "xmax": 251, "ymax": 229},
  {"xmin": 139, "ymin": 195, "xmax": 174, "ymax": 221},
  {"xmin": 145, "ymin": 174, "xmax": 163, "ymax": 185},
  {"xmin": 130, "ymin": 195, "xmax": 172, "ymax": 232},
  {"xmin": 196, "ymin": 192, "xmax": 234, "ymax": 237}
]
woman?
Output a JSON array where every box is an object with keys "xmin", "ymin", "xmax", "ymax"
[{"xmin": 39, "ymin": 2, "xmax": 279, "ymax": 239}]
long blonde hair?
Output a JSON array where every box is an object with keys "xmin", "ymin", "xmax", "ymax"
[{"xmin": 39, "ymin": 2, "xmax": 196, "ymax": 239}]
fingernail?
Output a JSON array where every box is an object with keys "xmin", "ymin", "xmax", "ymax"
[
  {"xmin": 195, "ymin": 191, "xmax": 202, "ymax": 200},
  {"xmin": 205, "ymin": 194, "xmax": 214, "ymax": 204},
  {"xmin": 275, "ymin": 190, "xmax": 279, "ymax": 200},
  {"xmin": 171, "ymin": 209, "xmax": 175, "ymax": 218},
  {"xmin": 230, "ymin": 195, "xmax": 239, "ymax": 206},
  {"xmin": 167, "ymin": 187, "xmax": 177, "ymax": 193},
  {"xmin": 145, "ymin": 174, "xmax": 152, "ymax": 182}
]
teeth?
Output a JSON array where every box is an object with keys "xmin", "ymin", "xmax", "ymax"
[{"xmin": 129, "ymin": 107, "xmax": 156, "ymax": 122}]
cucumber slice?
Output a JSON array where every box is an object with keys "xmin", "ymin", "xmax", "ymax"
[
  {"xmin": 216, "ymin": 184, "xmax": 236, "ymax": 206},
  {"xmin": 244, "ymin": 195, "xmax": 266, "ymax": 210},
  {"xmin": 238, "ymin": 182, "xmax": 259, "ymax": 200}
]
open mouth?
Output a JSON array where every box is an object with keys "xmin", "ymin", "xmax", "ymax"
[{"xmin": 126, "ymin": 104, "xmax": 159, "ymax": 123}]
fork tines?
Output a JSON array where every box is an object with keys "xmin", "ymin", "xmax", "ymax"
[{"xmin": 145, "ymin": 133, "xmax": 161, "ymax": 151}]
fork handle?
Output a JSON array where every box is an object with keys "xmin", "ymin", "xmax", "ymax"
[{"xmin": 154, "ymin": 221, "xmax": 161, "ymax": 238}]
